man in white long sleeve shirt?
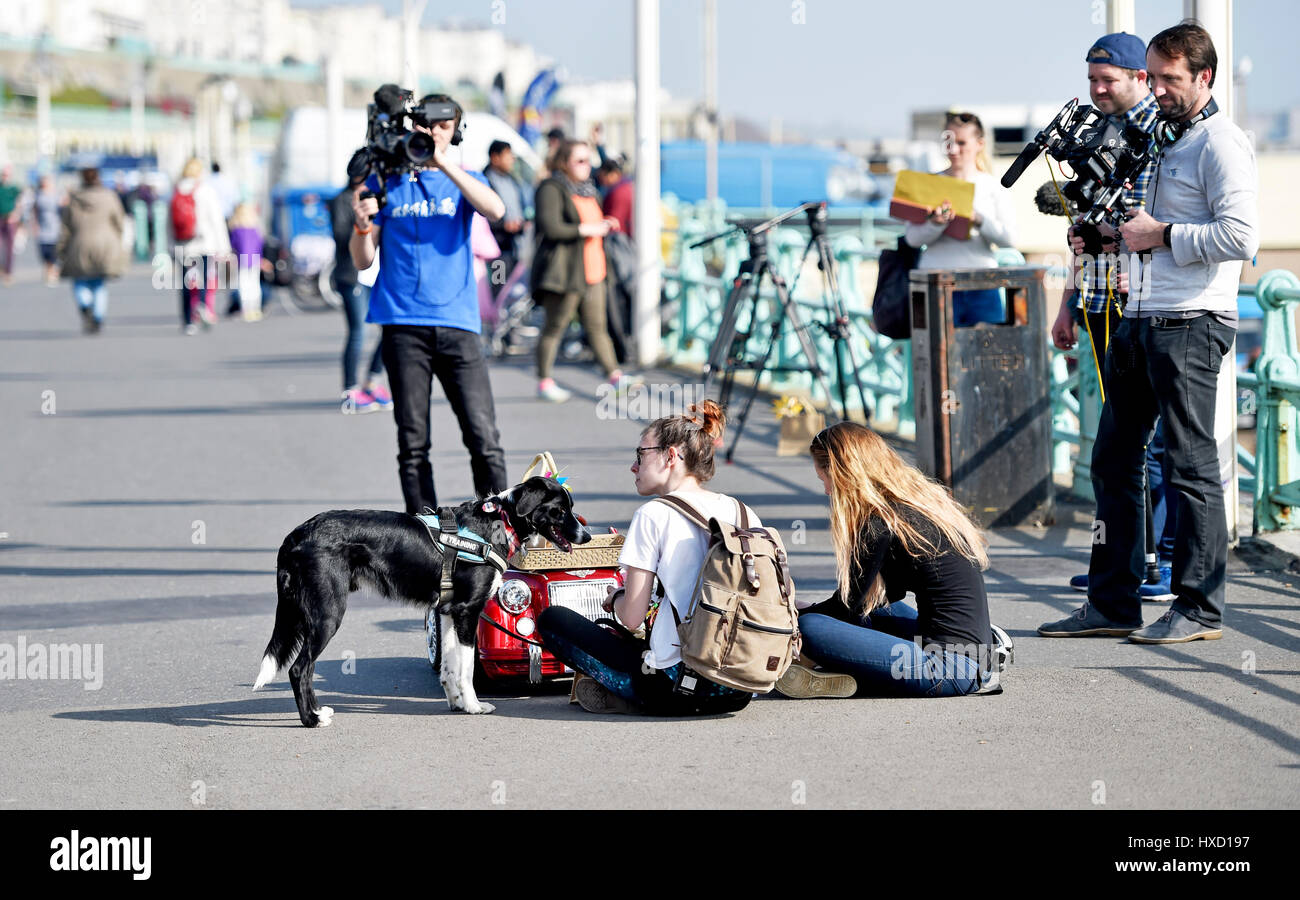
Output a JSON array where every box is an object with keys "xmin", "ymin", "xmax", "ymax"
[
  {"xmin": 903, "ymin": 111, "xmax": 1017, "ymax": 327},
  {"xmin": 1039, "ymin": 23, "xmax": 1258, "ymax": 644}
]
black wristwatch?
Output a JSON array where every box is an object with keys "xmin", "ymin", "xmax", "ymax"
[{"xmin": 1162, "ymin": 223, "xmax": 1173, "ymax": 247}]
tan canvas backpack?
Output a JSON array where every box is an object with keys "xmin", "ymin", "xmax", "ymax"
[{"xmin": 655, "ymin": 494, "xmax": 799, "ymax": 693}]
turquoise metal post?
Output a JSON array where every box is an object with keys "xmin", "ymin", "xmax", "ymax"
[
  {"xmin": 131, "ymin": 198, "xmax": 149, "ymax": 260},
  {"xmin": 1253, "ymin": 269, "xmax": 1300, "ymax": 531},
  {"xmin": 152, "ymin": 200, "xmax": 169, "ymax": 260}
]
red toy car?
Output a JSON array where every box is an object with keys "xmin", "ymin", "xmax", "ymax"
[{"xmin": 425, "ymin": 564, "xmax": 625, "ymax": 683}]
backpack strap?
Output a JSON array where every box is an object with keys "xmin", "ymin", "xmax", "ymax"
[
  {"xmin": 653, "ymin": 494, "xmax": 712, "ymax": 531},
  {"xmin": 658, "ymin": 494, "xmax": 763, "ymax": 591}
]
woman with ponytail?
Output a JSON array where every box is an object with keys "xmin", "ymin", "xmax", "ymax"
[
  {"xmin": 776, "ymin": 422, "xmax": 1011, "ymax": 699},
  {"xmin": 537, "ymin": 400, "xmax": 758, "ymax": 715}
]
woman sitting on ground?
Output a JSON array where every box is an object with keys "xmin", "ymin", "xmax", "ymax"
[
  {"xmin": 777, "ymin": 422, "xmax": 1010, "ymax": 699},
  {"xmin": 537, "ymin": 400, "xmax": 757, "ymax": 715}
]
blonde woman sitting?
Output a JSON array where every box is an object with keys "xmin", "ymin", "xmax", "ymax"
[{"xmin": 778, "ymin": 422, "xmax": 1011, "ymax": 699}]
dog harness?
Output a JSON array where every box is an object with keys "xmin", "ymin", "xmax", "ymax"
[{"xmin": 414, "ymin": 506, "xmax": 512, "ymax": 595}]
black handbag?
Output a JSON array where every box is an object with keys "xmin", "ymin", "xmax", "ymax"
[{"xmin": 872, "ymin": 236, "xmax": 920, "ymax": 339}]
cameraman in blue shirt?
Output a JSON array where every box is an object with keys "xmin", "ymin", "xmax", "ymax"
[{"xmin": 349, "ymin": 94, "xmax": 510, "ymax": 514}]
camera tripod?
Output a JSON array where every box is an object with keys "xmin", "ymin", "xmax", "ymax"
[{"xmin": 697, "ymin": 202, "xmax": 871, "ymax": 462}]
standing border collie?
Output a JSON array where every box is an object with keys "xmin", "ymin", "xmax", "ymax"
[{"xmin": 253, "ymin": 477, "xmax": 589, "ymax": 725}]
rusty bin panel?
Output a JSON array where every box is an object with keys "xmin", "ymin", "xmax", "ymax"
[{"xmin": 909, "ymin": 266, "xmax": 1055, "ymax": 528}]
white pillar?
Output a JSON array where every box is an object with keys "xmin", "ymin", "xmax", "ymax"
[
  {"xmin": 703, "ymin": 0, "xmax": 718, "ymax": 203},
  {"xmin": 634, "ymin": 0, "xmax": 662, "ymax": 368},
  {"xmin": 402, "ymin": 0, "xmax": 428, "ymax": 92},
  {"xmin": 130, "ymin": 60, "xmax": 146, "ymax": 155},
  {"xmin": 1106, "ymin": 0, "xmax": 1136, "ymax": 35},
  {"xmin": 1184, "ymin": 0, "xmax": 1233, "ymax": 118},
  {"xmin": 326, "ymin": 53, "xmax": 344, "ymax": 187}
]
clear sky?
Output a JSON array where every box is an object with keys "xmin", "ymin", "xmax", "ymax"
[{"xmin": 294, "ymin": 0, "xmax": 1299, "ymax": 139}]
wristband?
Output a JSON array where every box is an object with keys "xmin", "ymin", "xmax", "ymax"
[
  {"xmin": 1162, "ymin": 223, "xmax": 1173, "ymax": 248},
  {"xmin": 354, "ymin": 222, "xmax": 373, "ymax": 236}
]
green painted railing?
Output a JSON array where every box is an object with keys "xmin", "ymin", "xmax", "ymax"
[{"xmin": 1242, "ymin": 269, "xmax": 1300, "ymax": 531}]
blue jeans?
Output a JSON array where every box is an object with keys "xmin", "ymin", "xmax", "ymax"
[
  {"xmin": 341, "ymin": 282, "xmax": 384, "ymax": 391},
  {"xmin": 537, "ymin": 606, "xmax": 752, "ymax": 716},
  {"xmin": 73, "ymin": 279, "xmax": 108, "ymax": 322},
  {"xmin": 953, "ymin": 288, "xmax": 1005, "ymax": 328},
  {"xmin": 1146, "ymin": 417, "xmax": 1177, "ymax": 565},
  {"xmin": 799, "ymin": 602, "xmax": 984, "ymax": 697},
  {"xmin": 1089, "ymin": 315, "xmax": 1234, "ymax": 626}
]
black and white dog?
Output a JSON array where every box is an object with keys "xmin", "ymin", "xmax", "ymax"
[{"xmin": 253, "ymin": 477, "xmax": 590, "ymax": 725}]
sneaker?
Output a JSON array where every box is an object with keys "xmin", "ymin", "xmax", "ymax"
[
  {"xmin": 1128, "ymin": 608, "xmax": 1222, "ymax": 644},
  {"xmin": 1069, "ymin": 573, "xmax": 1089, "ymax": 592},
  {"xmin": 774, "ymin": 663, "xmax": 857, "ymax": 699},
  {"xmin": 1037, "ymin": 603, "xmax": 1141, "ymax": 637},
  {"xmin": 537, "ymin": 380, "xmax": 571, "ymax": 403},
  {"xmin": 989, "ymin": 623, "xmax": 1014, "ymax": 672},
  {"xmin": 364, "ymin": 383, "xmax": 393, "ymax": 411},
  {"xmin": 341, "ymin": 388, "xmax": 378, "ymax": 415},
  {"xmin": 197, "ymin": 305, "xmax": 216, "ymax": 327},
  {"xmin": 79, "ymin": 306, "xmax": 95, "ymax": 333},
  {"xmin": 1139, "ymin": 565, "xmax": 1175, "ymax": 602},
  {"xmin": 574, "ymin": 677, "xmax": 637, "ymax": 714},
  {"xmin": 183, "ymin": 324, "xmax": 199, "ymax": 336}
]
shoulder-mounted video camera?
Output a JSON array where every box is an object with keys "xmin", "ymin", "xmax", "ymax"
[
  {"xmin": 347, "ymin": 84, "xmax": 464, "ymax": 208},
  {"xmin": 1001, "ymin": 98, "xmax": 1152, "ymax": 254}
]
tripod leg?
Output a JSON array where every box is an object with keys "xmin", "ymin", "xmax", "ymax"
[
  {"xmin": 726, "ymin": 279, "xmax": 788, "ymax": 461},
  {"xmin": 703, "ymin": 267, "xmax": 754, "ymax": 397},
  {"xmin": 816, "ymin": 233, "xmax": 872, "ymax": 422},
  {"xmin": 771, "ymin": 273, "xmax": 838, "ymax": 419}
]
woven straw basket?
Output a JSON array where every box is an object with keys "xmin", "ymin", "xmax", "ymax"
[{"xmin": 510, "ymin": 451, "xmax": 625, "ymax": 571}]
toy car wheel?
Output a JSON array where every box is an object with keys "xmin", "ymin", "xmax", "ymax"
[{"xmin": 425, "ymin": 607, "xmax": 440, "ymax": 671}]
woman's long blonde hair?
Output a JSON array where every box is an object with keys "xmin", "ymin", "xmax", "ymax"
[{"xmin": 810, "ymin": 422, "xmax": 988, "ymax": 614}]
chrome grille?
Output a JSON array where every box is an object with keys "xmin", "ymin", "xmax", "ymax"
[{"xmin": 547, "ymin": 579, "xmax": 618, "ymax": 622}]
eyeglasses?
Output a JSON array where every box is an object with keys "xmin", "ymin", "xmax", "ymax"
[{"xmin": 634, "ymin": 445, "xmax": 666, "ymax": 466}]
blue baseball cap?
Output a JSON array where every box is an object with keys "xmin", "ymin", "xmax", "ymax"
[{"xmin": 1085, "ymin": 32, "xmax": 1147, "ymax": 71}]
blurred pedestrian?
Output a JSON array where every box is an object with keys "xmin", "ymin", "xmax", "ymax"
[
  {"xmin": 597, "ymin": 158, "xmax": 634, "ymax": 239},
  {"xmin": 208, "ymin": 162, "xmax": 239, "ymax": 220},
  {"xmin": 531, "ymin": 139, "xmax": 629, "ymax": 402},
  {"xmin": 0, "ymin": 165, "xmax": 23, "ymax": 286},
  {"xmin": 32, "ymin": 173, "xmax": 64, "ymax": 286},
  {"xmin": 56, "ymin": 167, "xmax": 127, "ymax": 334},
  {"xmin": 482, "ymin": 140, "xmax": 527, "ymax": 299},
  {"xmin": 228, "ymin": 203, "xmax": 265, "ymax": 322},
  {"xmin": 329, "ymin": 173, "xmax": 391, "ymax": 414},
  {"xmin": 172, "ymin": 158, "xmax": 231, "ymax": 335}
]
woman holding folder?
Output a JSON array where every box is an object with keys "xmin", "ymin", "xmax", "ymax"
[{"xmin": 903, "ymin": 111, "xmax": 1017, "ymax": 327}]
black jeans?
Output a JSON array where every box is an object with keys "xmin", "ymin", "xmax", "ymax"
[
  {"xmin": 1088, "ymin": 314, "xmax": 1235, "ymax": 627},
  {"xmin": 537, "ymin": 606, "xmax": 753, "ymax": 716},
  {"xmin": 380, "ymin": 325, "xmax": 509, "ymax": 514}
]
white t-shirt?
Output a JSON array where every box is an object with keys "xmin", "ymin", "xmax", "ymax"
[{"xmin": 619, "ymin": 490, "xmax": 762, "ymax": 670}]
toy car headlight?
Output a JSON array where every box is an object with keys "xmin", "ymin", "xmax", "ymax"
[{"xmin": 498, "ymin": 579, "xmax": 532, "ymax": 615}]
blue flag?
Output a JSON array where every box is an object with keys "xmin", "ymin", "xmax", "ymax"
[{"xmin": 518, "ymin": 68, "xmax": 559, "ymax": 144}]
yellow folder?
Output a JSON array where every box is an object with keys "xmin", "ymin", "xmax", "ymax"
[{"xmin": 890, "ymin": 170, "xmax": 976, "ymax": 241}]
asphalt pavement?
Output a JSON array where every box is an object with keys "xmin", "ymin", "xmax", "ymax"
[{"xmin": 2, "ymin": 266, "xmax": 1298, "ymax": 809}]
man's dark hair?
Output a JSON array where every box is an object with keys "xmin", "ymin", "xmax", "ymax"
[
  {"xmin": 546, "ymin": 127, "xmax": 565, "ymax": 142},
  {"xmin": 597, "ymin": 159, "xmax": 622, "ymax": 177},
  {"xmin": 211, "ymin": 162, "xmax": 221, "ymax": 173},
  {"xmin": 80, "ymin": 167, "xmax": 100, "ymax": 187},
  {"xmin": 488, "ymin": 139, "xmax": 512, "ymax": 158},
  {"xmin": 417, "ymin": 93, "xmax": 462, "ymax": 129},
  {"xmin": 1149, "ymin": 20, "xmax": 1217, "ymax": 87}
]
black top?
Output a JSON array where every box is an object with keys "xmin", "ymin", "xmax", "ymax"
[
  {"xmin": 329, "ymin": 187, "xmax": 359, "ymax": 289},
  {"xmin": 803, "ymin": 505, "xmax": 992, "ymax": 650}
]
